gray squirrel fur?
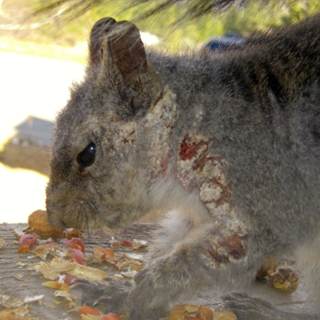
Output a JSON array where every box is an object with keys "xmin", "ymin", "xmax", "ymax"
[{"xmin": 46, "ymin": 14, "xmax": 320, "ymax": 320}]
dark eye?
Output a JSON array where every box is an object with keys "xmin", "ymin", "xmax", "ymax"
[{"xmin": 77, "ymin": 142, "xmax": 96, "ymax": 167}]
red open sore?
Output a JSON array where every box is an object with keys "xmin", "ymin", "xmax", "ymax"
[{"xmin": 179, "ymin": 134, "xmax": 208, "ymax": 161}]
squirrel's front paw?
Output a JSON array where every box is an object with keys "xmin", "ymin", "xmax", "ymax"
[
  {"xmin": 72, "ymin": 277, "xmax": 131, "ymax": 314},
  {"xmin": 72, "ymin": 276, "xmax": 168, "ymax": 320},
  {"xmin": 121, "ymin": 274, "xmax": 170, "ymax": 320}
]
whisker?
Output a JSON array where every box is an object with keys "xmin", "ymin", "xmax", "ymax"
[
  {"xmin": 65, "ymin": 201, "xmax": 80, "ymax": 219},
  {"xmin": 77, "ymin": 202, "xmax": 87, "ymax": 232},
  {"xmin": 84, "ymin": 200, "xmax": 96, "ymax": 232},
  {"xmin": 91, "ymin": 198, "xmax": 114, "ymax": 226},
  {"xmin": 65, "ymin": 200, "xmax": 83, "ymax": 230},
  {"xmin": 24, "ymin": 146, "xmax": 50, "ymax": 161}
]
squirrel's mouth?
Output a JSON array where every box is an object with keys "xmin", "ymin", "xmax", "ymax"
[
  {"xmin": 46, "ymin": 207, "xmax": 70, "ymax": 231},
  {"xmin": 46, "ymin": 190, "xmax": 148, "ymax": 231}
]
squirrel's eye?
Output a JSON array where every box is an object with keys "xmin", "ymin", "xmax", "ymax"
[{"xmin": 77, "ymin": 142, "xmax": 96, "ymax": 167}]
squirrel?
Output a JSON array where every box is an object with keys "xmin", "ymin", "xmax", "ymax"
[{"xmin": 46, "ymin": 14, "xmax": 320, "ymax": 320}]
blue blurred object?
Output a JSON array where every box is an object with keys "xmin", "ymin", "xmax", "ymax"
[{"xmin": 202, "ymin": 32, "xmax": 244, "ymax": 52}]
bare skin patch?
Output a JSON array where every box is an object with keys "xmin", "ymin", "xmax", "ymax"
[
  {"xmin": 144, "ymin": 88, "xmax": 178, "ymax": 179},
  {"xmin": 177, "ymin": 135, "xmax": 247, "ymax": 267},
  {"xmin": 177, "ymin": 133, "xmax": 231, "ymax": 217},
  {"xmin": 115, "ymin": 121, "xmax": 136, "ymax": 146},
  {"xmin": 177, "ymin": 134, "xmax": 209, "ymax": 190},
  {"xmin": 207, "ymin": 222, "xmax": 248, "ymax": 267}
]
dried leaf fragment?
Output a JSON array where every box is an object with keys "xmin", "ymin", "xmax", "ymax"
[
  {"xmin": 212, "ymin": 311, "xmax": 237, "ymax": 319},
  {"xmin": 111, "ymin": 240, "xmax": 121, "ymax": 249},
  {"xmin": 100, "ymin": 313, "xmax": 123, "ymax": 320},
  {"xmin": 88, "ymin": 247, "xmax": 118, "ymax": 266},
  {"xmin": 0, "ymin": 295, "xmax": 24, "ymax": 308},
  {"xmin": 132, "ymin": 239, "xmax": 148, "ymax": 249},
  {"xmin": 91, "ymin": 247, "xmax": 104, "ymax": 258},
  {"xmin": 128, "ymin": 263, "xmax": 144, "ymax": 272},
  {"xmin": 120, "ymin": 270, "xmax": 137, "ymax": 278},
  {"xmin": 64, "ymin": 228, "xmax": 82, "ymax": 239},
  {"xmin": 12, "ymin": 227, "xmax": 26, "ymax": 239},
  {"xmin": 0, "ymin": 305, "xmax": 31, "ymax": 320},
  {"xmin": 0, "ymin": 238, "xmax": 7, "ymax": 249},
  {"xmin": 78, "ymin": 303, "xmax": 100, "ymax": 315},
  {"xmin": 67, "ymin": 264, "xmax": 109, "ymax": 282},
  {"xmin": 23, "ymin": 295, "xmax": 45, "ymax": 304},
  {"xmin": 33, "ymin": 242, "xmax": 66, "ymax": 260},
  {"xmin": 101, "ymin": 248, "xmax": 116, "ymax": 260},
  {"xmin": 169, "ymin": 304, "xmax": 199, "ymax": 320},
  {"xmin": 196, "ymin": 306, "xmax": 213, "ymax": 320},
  {"xmin": 49, "ymin": 257, "xmax": 76, "ymax": 273},
  {"xmin": 54, "ymin": 290, "xmax": 76, "ymax": 307},
  {"xmin": 16, "ymin": 262, "xmax": 27, "ymax": 267},
  {"xmin": 42, "ymin": 281, "xmax": 70, "ymax": 292},
  {"xmin": 116, "ymin": 253, "xmax": 145, "ymax": 271},
  {"xmin": 14, "ymin": 274, "xmax": 25, "ymax": 281},
  {"xmin": 80, "ymin": 314, "xmax": 101, "ymax": 320},
  {"xmin": 28, "ymin": 261, "xmax": 59, "ymax": 280},
  {"xmin": 169, "ymin": 305, "xmax": 236, "ymax": 320}
]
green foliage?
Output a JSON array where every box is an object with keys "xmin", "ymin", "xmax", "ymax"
[{"xmin": 1, "ymin": 0, "xmax": 320, "ymax": 58}]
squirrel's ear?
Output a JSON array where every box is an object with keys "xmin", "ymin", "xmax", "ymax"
[
  {"xmin": 89, "ymin": 17, "xmax": 147, "ymax": 84},
  {"xmin": 89, "ymin": 17, "xmax": 117, "ymax": 65}
]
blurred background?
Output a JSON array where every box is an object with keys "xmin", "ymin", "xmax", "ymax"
[{"xmin": 0, "ymin": 0, "xmax": 319, "ymax": 223}]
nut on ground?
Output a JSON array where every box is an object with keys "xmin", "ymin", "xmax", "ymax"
[{"xmin": 267, "ymin": 263, "xmax": 299, "ymax": 293}]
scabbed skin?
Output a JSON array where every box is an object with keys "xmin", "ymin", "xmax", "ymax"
[{"xmin": 47, "ymin": 15, "xmax": 320, "ymax": 320}]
